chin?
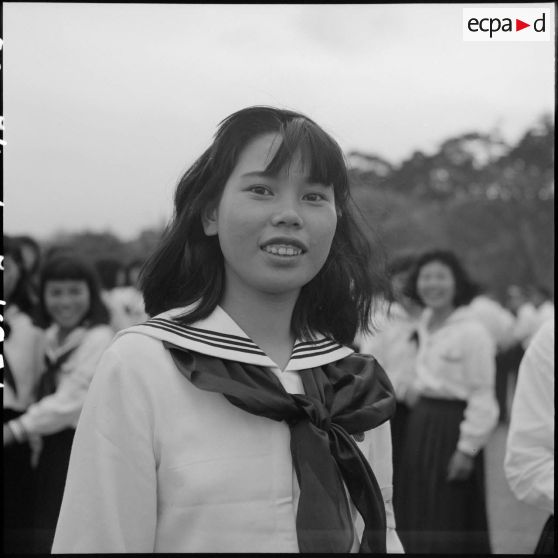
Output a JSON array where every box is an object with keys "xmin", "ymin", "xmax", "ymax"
[{"xmin": 254, "ymin": 278, "xmax": 306, "ymax": 296}]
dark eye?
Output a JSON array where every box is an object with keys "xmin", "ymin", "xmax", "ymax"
[
  {"xmin": 248, "ymin": 185, "xmax": 272, "ymax": 196},
  {"xmin": 303, "ymin": 192, "xmax": 327, "ymax": 202}
]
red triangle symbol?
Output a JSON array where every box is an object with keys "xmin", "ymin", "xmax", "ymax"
[{"xmin": 516, "ymin": 19, "xmax": 530, "ymax": 31}]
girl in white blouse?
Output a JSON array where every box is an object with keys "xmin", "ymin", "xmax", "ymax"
[
  {"xmin": 505, "ymin": 320, "xmax": 554, "ymax": 554},
  {"xmin": 3, "ymin": 237, "xmax": 45, "ymax": 553},
  {"xmin": 53, "ymin": 106, "xmax": 403, "ymax": 553},
  {"xmin": 4, "ymin": 253, "xmax": 114, "ymax": 553},
  {"xmin": 396, "ymin": 249, "xmax": 498, "ymax": 554}
]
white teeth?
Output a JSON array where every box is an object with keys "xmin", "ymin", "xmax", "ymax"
[{"xmin": 263, "ymin": 244, "xmax": 302, "ymax": 256}]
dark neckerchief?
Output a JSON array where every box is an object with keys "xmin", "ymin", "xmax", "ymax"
[
  {"xmin": 164, "ymin": 342, "xmax": 396, "ymax": 553},
  {"xmin": 36, "ymin": 348, "xmax": 78, "ymax": 399}
]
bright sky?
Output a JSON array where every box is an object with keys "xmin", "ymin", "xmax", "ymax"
[{"xmin": 3, "ymin": 3, "xmax": 555, "ymax": 240}]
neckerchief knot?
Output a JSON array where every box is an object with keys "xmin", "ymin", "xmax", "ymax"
[
  {"xmin": 290, "ymin": 393, "xmax": 332, "ymax": 432},
  {"xmin": 164, "ymin": 342, "xmax": 396, "ymax": 553}
]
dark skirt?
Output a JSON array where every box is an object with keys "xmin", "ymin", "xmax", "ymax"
[
  {"xmin": 3, "ymin": 408, "xmax": 36, "ymax": 554},
  {"xmin": 396, "ymin": 396, "xmax": 491, "ymax": 554},
  {"xmin": 390, "ymin": 400, "xmax": 411, "ymax": 528},
  {"xmin": 535, "ymin": 515, "xmax": 554, "ymax": 554},
  {"xmin": 31, "ymin": 427, "xmax": 75, "ymax": 553}
]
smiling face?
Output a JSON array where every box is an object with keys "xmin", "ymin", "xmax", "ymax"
[
  {"xmin": 44, "ymin": 280, "xmax": 91, "ymax": 333},
  {"xmin": 416, "ymin": 260, "xmax": 456, "ymax": 313},
  {"xmin": 203, "ymin": 132, "xmax": 338, "ymax": 302}
]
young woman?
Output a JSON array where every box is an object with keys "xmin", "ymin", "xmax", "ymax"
[
  {"xmin": 52, "ymin": 106, "xmax": 403, "ymax": 553},
  {"xmin": 505, "ymin": 319, "xmax": 554, "ymax": 555},
  {"xmin": 396, "ymin": 249, "xmax": 499, "ymax": 554},
  {"xmin": 3, "ymin": 253, "xmax": 115, "ymax": 553},
  {"xmin": 3, "ymin": 237, "xmax": 45, "ymax": 553}
]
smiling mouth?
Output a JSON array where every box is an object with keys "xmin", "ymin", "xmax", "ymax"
[{"xmin": 262, "ymin": 244, "xmax": 303, "ymax": 257}]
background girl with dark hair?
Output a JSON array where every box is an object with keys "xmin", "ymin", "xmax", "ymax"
[
  {"xmin": 13, "ymin": 234, "xmax": 43, "ymax": 306},
  {"xmin": 396, "ymin": 249, "xmax": 499, "ymax": 554},
  {"xmin": 3, "ymin": 237, "xmax": 45, "ymax": 553},
  {"xmin": 53, "ymin": 106, "xmax": 402, "ymax": 553},
  {"xmin": 3, "ymin": 252, "xmax": 114, "ymax": 553}
]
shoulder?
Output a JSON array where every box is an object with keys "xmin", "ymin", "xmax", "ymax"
[
  {"xmin": 108, "ymin": 330, "xmax": 168, "ymax": 362},
  {"xmin": 331, "ymin": 352, "xmax": 393, "ymax": 390},
  {"xmin": 6, "ymin": 306, "xmax": 37, "ymax": 329},
  {"xmin": 525, "ymin": 321, "xmax": 554, "ymax": 365},
  {"xmin": 332, "ymin": 353, "xmax": 396, "ymax": 416},
  {"xmin": 103, "ymin": 330, "xmax": 193, "ymax": 386},
  {"xmin": 83, "ymin": 324, "xmax": 116, "ymax": 346},
  {"xmin": 336, "ymin": 351, "xmax": 384, "ymax": 374},
  {"xmin": 92, "ymin": 333, "xmax": 214, "ymax": 411},
  {"xmin": 534, "ymin": 319, "xmax": 554, "ymax": 344},
  {"xmin": 450, "ymin": 308, "xmax": 493, "ymax": 338},
  {"xmin": 88, "ymin": 333, "xmax": 170, "ymax": 398},
  {"xmin": 9, "ymin": 310, "xmax": 42, "ymax": 337}
]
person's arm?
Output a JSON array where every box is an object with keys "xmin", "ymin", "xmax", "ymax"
[
  {"xmin": 14, "ymin": 327, "xmax": 114, "ymax": 437},
  {"xmin": 367, "ymin": 421, "xmax": 404, "ymax": 553},
  {"xmin": 455, "ymin": 327, "xmax": 499, "ymax": 458},
  {"xmin": 504, "ymin": 322, "xmax": 554, "ymax": 514},
  {"xmin": 447, "ymin": 326, "xmax": 499, "ymax": 481},
  {"xmin": 52, "ymin": 343, "xmax": 158, "ymax": 553}
]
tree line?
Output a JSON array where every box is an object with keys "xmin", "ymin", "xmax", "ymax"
[
  {"xmin": 42, "ymin": 114, "xmax": 554, "ymax": 301},
  {"xmin": 348, "ymin": 113, "xmax": 553, "ymax": 299}
]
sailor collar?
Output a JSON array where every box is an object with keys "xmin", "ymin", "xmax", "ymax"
[
  {"xmin": 117, "ymin": 304, "xmax": 353, "ymax": 371},
  {"xmin": 45, "ymin": 324, "xmax": 88, "ymax": 362}
]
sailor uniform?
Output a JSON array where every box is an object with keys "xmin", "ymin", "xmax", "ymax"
[
  {"xmin": 20, "ymin": 323, "xmax": 114, "ymax": 553},
  {"xmin": 53, "ymin": 305, "xmax": 403, "ymax": 553},
  {"xmin": 3, "ymin": 305, "xmax": 45, "ymax": 554}
]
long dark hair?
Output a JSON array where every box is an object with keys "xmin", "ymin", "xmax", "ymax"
[
  {"xmin": 36, "ymin": 252, "xmax": 110, "ymax": 328},
  {"xmin": 407, "ymin": 249, "xmax": 480, "ymax": 308},
  {"xmin": 141, "ymin": 106, "xmax": 390, "ymax": 344},
  {"xmin": 4, "ymin": 236, "xmax": 36, "ymax": 315}
]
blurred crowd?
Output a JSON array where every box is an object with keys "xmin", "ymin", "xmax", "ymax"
[
  {"xmin": 3, "ymin": 235, "xmax": 147, "ymax": 553},
  {"xmin": 355, "ymin": 251, "xmax": 554, "ymax": 554},
  {"xmin": 2, "ymin": 234, "xmax": 554, "ymax": 554}
]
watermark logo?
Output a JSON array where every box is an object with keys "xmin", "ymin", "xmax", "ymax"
[{"xmin": 463, "ymin": 8, "xmax": 551, "ymax": 41}]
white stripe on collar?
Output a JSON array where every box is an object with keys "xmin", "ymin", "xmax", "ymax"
[{"xmin": 117, "ymin": 305, "xmax": 353, "ymax": 371}]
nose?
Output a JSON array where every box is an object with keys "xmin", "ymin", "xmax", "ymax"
[
  {"xmin": 271, "ymin": 202, "xmax": 303, "ymax": 228},
  {"xmin": 56, "ymin": 295, "xmax": 74, "ymax": 308}
]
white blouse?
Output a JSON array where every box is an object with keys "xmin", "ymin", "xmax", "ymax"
[
  {"xmin": 53, "ymin": 305, "xmax": 403, "ymax": 553},
  {"xmin": 505, "ymin": 320, "xmax": 554, "ymax": 515},
  {"xmin": 413, "ymin": 306, "xmax": 499, "ymax": 456},
  {"xmin": 2, "ymin": 305, "xmax": 45, "ymax": 412},
  {"xmin": 18, "ymin": 324, "xmax": 114, "ymax": 436}
]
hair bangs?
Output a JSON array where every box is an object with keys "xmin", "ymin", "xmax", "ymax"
[
  {"xmin": 43, "ymin": 258, "xmax": 92, "ymax": 283},
  {"xmin": 264, "ymin": 118, "xmax": 348, "ymax": 198}
]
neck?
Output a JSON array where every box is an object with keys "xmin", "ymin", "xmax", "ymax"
[
  {"xmin": 427, "ymin": 305, "xmax": 455, "ymax": 330},
  {"xmin": 56, "ymin": 326, "xmax": 74, "ymax": 346},
  {"xmin": 400, "ymin": 296, "xmax": 423, "ymax": 318},
  {"xmin": 220, "ymin": 284, "xmax": 299, "ymax": 370}
]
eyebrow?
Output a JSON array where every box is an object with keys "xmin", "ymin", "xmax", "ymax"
[
  {"xmin": 240, "ymin": 170, "xmax": 333, "ymax": 188},
  {"xmin": 240, "ymin": 170, "xmax": 276, "ymax": 178}
]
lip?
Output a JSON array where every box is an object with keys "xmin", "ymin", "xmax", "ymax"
[
  {"xmin": 260, "ymin": 237, "xmax": 308, "ymax": 253},
  {"xmin": 423, "ymin": 291, "xmax": 447, "ymax": 299}
]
